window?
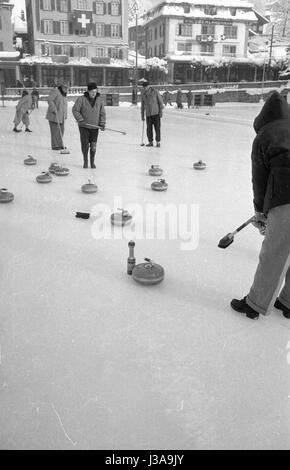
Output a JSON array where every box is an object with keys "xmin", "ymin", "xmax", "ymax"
[
  {"xmin": 111, "ymin": 24, "xmax": 120, "ymax": 38},
  {"xmin": 200, "ymin": 43, "xmax": 214, "ymax": 54},
  {"xmin": 204, "ymin": 6, "xmax": 217, "ymax": 15},
  {"xmin": 43, "ymin": 19, "xmax": 53, "ymax": 34},
  {"xmin": 43, "ymin": 0, "xmax": 52, "ymax": 10},
  {"xmin": 41, "ymin": 43, "xmax": 52, "ymax": 55},
  {"xmin": 155, "ymin": 28, "xmax": 157, "ymax": 40},
  {"xmin": 95, "ymin": 23, "xmax": 104, "ymax": 36},
  {"xmin": 148, "ymin": 29, "xmax": 152, "ymax": 41},
  {"xmin": 154, "ymin": 45, "xmax": 157, "ymax": 56},
  {"xmin": 60, "ymin": 20, "xmax": 69, "ymax": 35},
  {"xmin": 177, "ymin": 23, "xmax": 192, "ymax": 36},
  {"xmin": 77, "ymin": 0, "xmax": 87, "ymax": 9},
  {"xmin": 148, "ymin": 47, "xmax": 152, "ymax": 57},
  {"xmin": 78, "ymin": 46, "xmax": 87, "ymax": 57},
  {"xmin": 0, "ymin": 16, "xmax": 2, "ymax": 30},
  {"xmin": 229, "ymin": 7, "xmax": 236, "ymax": 16},
  {"xmin": 224, "ymin": 26, "xmax": 237, "ymax": 39},
  {"xmin": 222, "ymin": 44, "xmax": 236, "ymax": 56},
  {"xmin": 61, "ymin": 45, "xmax": 71, "ymax": 55},
  {"xmin": 60, "ymin": 0, "xmax": 68, "ymax": 12},
  {"xmin": 95, "ymin": 2, "xmax": 104, "ymax": 14},
  {"xmin": 159, "ymin": 24, "xmax": 163, "ymax": 36},
  {"xmin": 184, "ymin": 5, "xmax": 190, "ymax": 14},
  {"xmin": 202, "ymin": 25, "xmax": 215, "ymax": 35},
  {"xmin": 111, "ymin": 2, "xmax": 120, "ymax": 16},
  {"xmin": 177, "ymin": 42, "xmax": 192, "ymax": 52},
  {"xmin": 0, "ymin": 42, "xmax": 3, "ymax": 51},
  {"xmin": 96, "ymin": 47, "xmax": 104, "ymax": 57},
  {"xmin": 109, "ymin": 48, "xmax": 119, "ymax": 58},
  {"xmin": 54, "ymin": 45, "xmax": 62, "ymax": 55}
]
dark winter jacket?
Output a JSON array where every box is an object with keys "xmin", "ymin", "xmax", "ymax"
[
  {"xmin": 251, "ymin": 91, "xmax": 290, "ymax": 215},
  {"xmin": 141, "ymin": 86, "xmax": 163, "ymax": 119},
  {"xmin": 72, "ymin": 92, "xmax": 106, "ymax": 129}
]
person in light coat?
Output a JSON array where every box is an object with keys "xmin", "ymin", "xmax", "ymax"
[
  {"xmin": 45, "ymin": 81, "xmax": 68, "ymax": 150},
  {"xmin": 13, "ymin": 90, "xmax": 33, "ymax": 132},
  {"xmin": 72, "ymin": 82, "xmax": 106, "ymax": 169},
  {"xmin": 141, "ymin": 80, "xmax": 164, "ymax": 147}
]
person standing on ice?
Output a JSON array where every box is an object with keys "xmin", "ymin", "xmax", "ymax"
[
  {"xmin": 186, "ymin": 89, "xmax": 193, "ymax": 109},
  {"xmin": 31, "ymin": 87, "xmax": 39, "ymax": 109},
  {"xmin": 231, "ymin": 91, "xmax": 290, "ymax": 320},
  {"xmin": 141, "ymin": 80, "xmax": 164, "ymax": 147},
  {"xmin": 13, "ymin": 90, "xmax": 33, "ymax": 133},
  {"xmin": 45, "ymin": 80, "xmax": 68, "ymax": 150},
  {"xmin": 176, "ymin": 88, "xmax": 183, "ymax": 109},
  {"xmin": 72, "ymin": 82, "xmax": 106, "ymax": 169}
]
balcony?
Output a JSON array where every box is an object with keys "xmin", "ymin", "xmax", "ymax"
[{"xmin": 196, "ymin": 34, "xmax": 218, "ymax": 42}]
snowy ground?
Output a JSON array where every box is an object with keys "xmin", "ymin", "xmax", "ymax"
[{"xmin": 1, "ymin": 100, "xmax": 290, "ymax": 450}]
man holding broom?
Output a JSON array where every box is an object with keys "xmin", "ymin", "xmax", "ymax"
[
  {"xmin": 45, "ymin": 80, "xmax": 69, "ymax": 150},
  {"xmin": 231, "ymin": 91, "xmax": 290, "ymax": 320},
  {"xmin": 72, "ymin": 82, "xmax": 106, "ymax": 169}
]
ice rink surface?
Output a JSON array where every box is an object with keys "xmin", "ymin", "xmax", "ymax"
[{"xmin": 1, "ymin": 99, "xmax": 290, "ymax": 450}]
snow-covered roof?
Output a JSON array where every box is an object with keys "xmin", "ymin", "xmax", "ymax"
[
  {"xmin": 164, "ymin": 52, "xmax": 281, "ymax": 66},
  {"xmin": 143, "ymin": 3, "xmax": 258, "ymax": 25},
  {"xmin": 0, "ymin": 51, "xmax": 20, "ymax": 60},
  {"xmin": 153, "ymin": 0, "xmax": 254, "ymax": 7},
  {"xmin": 13, "ymin": 16, "xmax": 27, "ymax": 34},
  {"xmin": 19, "ymin": 55, "xmax": 133, "ymax": 68}
]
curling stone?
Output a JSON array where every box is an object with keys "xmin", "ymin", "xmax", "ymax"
[
  {"xmin": 36, "ymin": 171, "xmax": 52, "ymax": 183},
  {"xmin": 193, "ymin": 160, "xmax": 206, "ymax": 170},
  {"xmin": 0, "ymin": 188, "xmax": 14, "ymax": 203},
  {"xmin": 49, "ymin": 163, "xmax": 60, "ymax": 174},
  {"xmin": 54, "ymin": 166, "xmax": 70, "ymax": 176},
  {"xmin": 148, "ymin": 165, "xmax": 163, "ymax": 177},
  {"xmin": 132, "ymin": 258, "xmax": 165, "ymax": 285},
  {"xmin": 151, "ymin": 179, "xmax": 168, "ymax": 191},
  {"xmin": 24, "ymin": 155, "xmax": 37, "ymax": 166},
  {"xmin": 111, "ymin": 208, "xmax": 132, "ymax": 226},
  {"xmin": 81, "ymin": 179, "xmax": 98, "ymax": 193}
]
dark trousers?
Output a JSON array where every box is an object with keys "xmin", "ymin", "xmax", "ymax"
[
  {"xmin": 79, "ymin": 126, "xmax": 99, "ymax": 163},
  {"xmin": 146, "ymin": 114, "xmax": 161, "ymax": 143}
]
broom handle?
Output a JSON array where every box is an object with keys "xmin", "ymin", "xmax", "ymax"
[
  {"xmin": 84, "ymin": 123, "xmax": 125, "ymax": 134},
  {"xmin": 232, "ymin": 216, "xmax": 255, "ymax": 236}
]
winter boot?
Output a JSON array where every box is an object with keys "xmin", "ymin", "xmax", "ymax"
[
  {"xmin": 156, "ymin": 142, "xmax": 161, "ymax": 147},
  {"xmin": 83, "ymin": 156, "xmax": 88, "ymax": 169},
  {"xmin": 90, "ymin": 152, "xmax": 96, "ymax": 169},
  {"xmin": 13, "ymin": 127, "xmax": 21, "ymax": 133},
  {"xmin": 274, "ymin": 298, "xmax": 290, "ymax": 319},
  {"xmin": 230, "ymin": 297, "xmax": 259, "ymax": 320},
  {"xmin": 146, "ymin": 142, "xmax": 153, "ymax": 147},
  {"xmin": 25, "ymin": 128, "xmax": 32, "ymax": 132}
]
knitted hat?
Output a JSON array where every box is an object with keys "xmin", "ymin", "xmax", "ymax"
[
  {"xmin": 142, "ymin": 80, "xmax": 149, "ymax": 87},
  {"xmin": 87, "ymin": 82, "xmax": 98, "ymax": 91}
]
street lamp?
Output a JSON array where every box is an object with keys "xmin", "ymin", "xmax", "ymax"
[{"xmin": 130, "ymin": 0, "xmax": 140, "ymax": 104}]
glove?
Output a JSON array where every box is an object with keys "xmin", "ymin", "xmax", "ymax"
[
  {"xmin": 252, "ymin": 211, "xmax": 267, "ymax": 236},
  {"xmin": 99, "ymin": 125, "xmax": 105, "ymax": 131},
  {"xmin": 78, "ymin": 121, "xmax": 86, "ymax": 127},
  {"xmin": 141, "ymin": 116, "xmax": 145, "ymax": 121}
]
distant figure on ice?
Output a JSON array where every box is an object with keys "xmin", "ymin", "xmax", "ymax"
[
  {"xmin": 141, "ymin": 80, "xmax": 164, "ymax": 147},
  {"xmin": 45, "ymin": 80, "xmax": 68, "ymax": 150},
  {"xmin": 31, "ymin": 87, "xmax": 40, "ymax": 109},
  {"xmin": 13, "ymin": 90, "xmax": 32, "ymax": 133},
  {"xmin": 72, "ymin": 82, "xmax": 106, "ymax": 169},
  {"xmin": 186, "ymin": 89, "xmax": 193, "ymax": 109},
  {"xmin": 176, "ymin": 88, "xmax": 183, "ymax": 109},
  {"xmin": 231, "ymin": 91, "xmax": 290, "ymax": 320},
  {"xmin": 162, "ymin": 89, "xmax": 172, "ymax": 107}
]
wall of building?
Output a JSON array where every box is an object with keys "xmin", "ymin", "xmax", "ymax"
[
  {"xmin": 0, "ymin": 3, "xmax": 14, "ymax": 52},
  {"xmin": 25, "ymin": 0, "xmax": 128, "ymax": 60}
]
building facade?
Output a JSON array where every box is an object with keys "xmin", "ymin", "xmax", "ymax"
[
  {"xmin": 135, "ymin": 1, "xmax": 269, "ymax": 83},
  {"xmin": 24, "ymin": 0, "xmax": 130, "ymax": 86},
  {"xmin": 0, "ymin": 1, "xmax": 21, "ymax": 87}
]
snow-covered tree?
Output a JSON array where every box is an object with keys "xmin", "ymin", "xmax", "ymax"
[
  {"xmin": 265, "ymin": 0, "xmax": 290, "ymax": 38},
  {"xmin": 129, "ymin": 0, "xmax": 145, "ymax": 22}
]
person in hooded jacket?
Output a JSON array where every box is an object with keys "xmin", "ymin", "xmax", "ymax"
[
  {"xmin": 13, "ymin": 90, "xmax": 33, "ymax": 133},
  {"xmin": 141, "ymin": 80, "xmax": 164, "ymax": 147},
  {"xmin": 45, "ymin": 81, "xmax": 68, "ymax": 150},
  {"xmin": 231, "ymin": 91, "xmax": 290, "ymax": 320},
  {"xmin": 72, "ymin": 82, "xmax": 106, "ymax": 168}
]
